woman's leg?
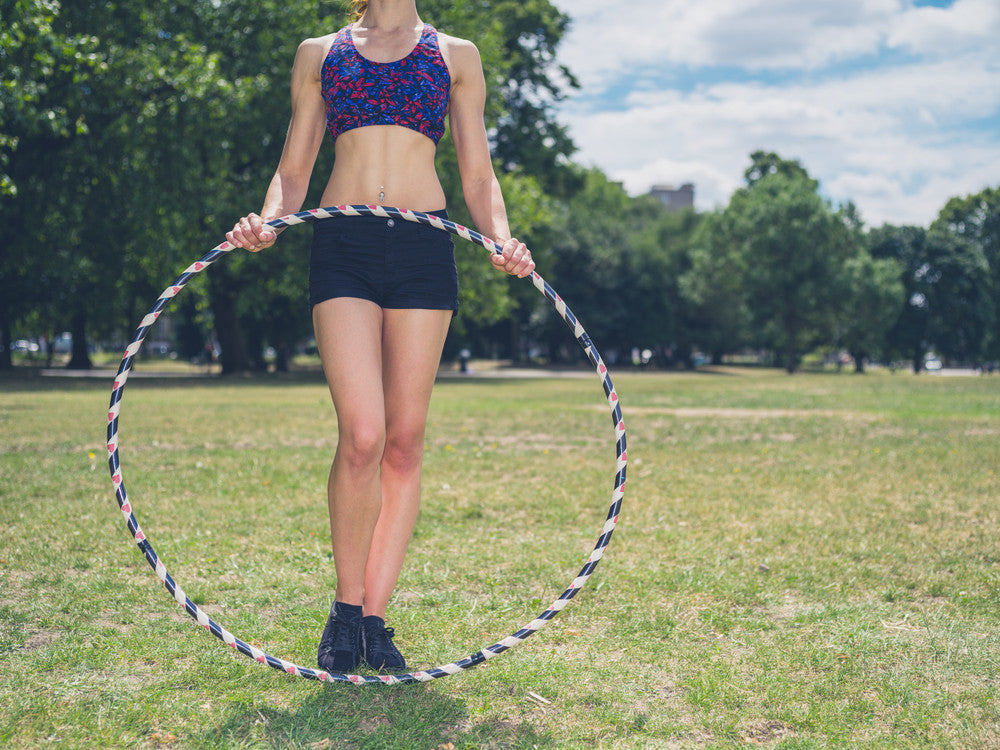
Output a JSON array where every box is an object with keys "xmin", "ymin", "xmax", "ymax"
[
  {"xmin": 312, "ymin": 297, "xmax": 387, "ymax": 607},
  {"xmin": 362, "ymin": 308, "xmax": 452, "ymax": 619}
]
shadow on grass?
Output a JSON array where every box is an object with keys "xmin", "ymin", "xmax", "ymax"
[{"xmin": 202, "ymin": 683, "xmax": 552, "ymax": 749}]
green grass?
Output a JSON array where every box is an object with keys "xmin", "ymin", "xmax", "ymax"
[{"xmin": 1, "ymin": 367, "xmax": 998, "ymax": 748}]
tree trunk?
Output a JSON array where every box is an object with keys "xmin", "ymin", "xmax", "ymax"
[
  {"xmin": 275, "ymin": 342, "xmax": 290, "ymax": 373},
  {"xmin": 783, "ymin": 306, "xmax": 799, "ymax": 373},
  {"xmin": 784, "ymin": 340, "xmax": 798, "ymax": 374},
  {"xmin": 209, "ymin": 266, "xmax": 252, "ymax": 375},
  {"xmin": 508, "ymin": 316, "xmax": 518, "ymax": 363},
  {"xmin": 44, "ymin": 331, "xmax": 55, "ymax": 368},
  {"xmin": 851, "ymin": 350, "xmax": 866, "ymax": 374},
  {"xmin": 67, "ymin": 309, "xmax": 92, "ymax": 370},
  {"xmin": 246, "ymin": 324, "xmax": 266, "ymax": 372},
  {"xmin": 0, "ymin": 307, "xmax": 11, "ymax": 370}
]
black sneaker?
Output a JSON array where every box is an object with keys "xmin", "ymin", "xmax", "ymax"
[
  {"xmin": 317, "ymin": 602, "xmax": 362, "ymax": 673},
  {"xmin": 361, "ymin": 615, "xmax": 406, "ymax": 672}
]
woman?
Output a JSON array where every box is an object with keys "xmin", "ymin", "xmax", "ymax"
[{"xmin": 225, "ymin": 0, "xmax": 534, "ymax": 673}]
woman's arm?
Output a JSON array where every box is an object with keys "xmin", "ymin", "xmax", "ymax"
[
  {"xmin": 226, "ymin": 37, "xmax": 330, "ymax": 252},
  {"xmin": 445, "ymin": 37, "xmax": 534, "ymax": 278}
]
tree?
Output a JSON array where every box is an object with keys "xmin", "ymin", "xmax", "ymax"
[
  {"xmin": 919, "ymin": 231, "xmax": 991, "ymax": 366},
  {"xmin": 719, "ymin": 156, "xmax": 862, "ymax": 372},
  {"xmin": 624, "ymin": 196, "xmax": 702, "ymax": 366},
  {"xmin": 0, "ymin": 0, "xmax": 102, "ymax": 368},
  {"xmin": 870, "ymin": 225, "xmax": 991, "ymax": 371},
  {"xmin": 536, "ymin": 170, "xmax": 634, "ymax": 361},
  {"xmin": 483, "ymin": 0, "xmax": 580, "ymax": 197},
  {"xmin": 527, "ymin": 168, "xmax": 701, "ymax": 367},
  {"xmin": 679, "ymin": 208, "xmax": 751, "ymax": 363},
  {"xmin": 838, "ymin": 252, "xmax": 904, "ymax": 372},
  {"xmin": 1, "ymin": 0, "xmax": 278, "ymax": 369},
  {"xmin": 145, "ymin": 0, "xmax": 320, "ymax": 374},
  {"xmin": 744, "ymin": 150, "xmax": 813, "ymax": 188},
  {"xmin": 0, "ymin": 0, "xmax": 100, "ymax": 196},
  {"xmin": 932, "ymin": 186, "xmax": 999, "ymax": 361}
]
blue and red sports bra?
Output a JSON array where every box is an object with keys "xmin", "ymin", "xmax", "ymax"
[{"xmin": 321, "ymin": 23, "xmax": 451, "ymax": 145}]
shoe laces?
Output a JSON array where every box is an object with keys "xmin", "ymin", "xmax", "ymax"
[
  {"xmin": 364, "ymin": 622, "xmax": 397, "ymax": 651},
  {"xmin": 330, "ymin": 615, "xmax": 360, "ymax": 652}
]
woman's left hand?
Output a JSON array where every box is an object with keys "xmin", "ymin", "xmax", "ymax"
[{"xmin": 490, "ymin": 237, "xmax": 535, "ymax": 278}]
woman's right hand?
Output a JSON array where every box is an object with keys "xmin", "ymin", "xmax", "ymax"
[{"xmin": 226, "ymin": 213, "xmax": 278, "ymax": 253}]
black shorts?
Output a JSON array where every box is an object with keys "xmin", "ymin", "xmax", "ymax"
[{"xmin": 309, "ymin": 210, "xmax": 459, "ymax": 312}]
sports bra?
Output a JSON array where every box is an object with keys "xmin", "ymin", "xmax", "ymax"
[{"xmin": 321, "ymin": 23, "xmax": 451, "ymax": 144}]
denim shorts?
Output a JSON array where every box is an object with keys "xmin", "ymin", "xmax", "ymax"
[{"xmin": 309, "ymin": 210, "xmax": 458, "ymax": 312}]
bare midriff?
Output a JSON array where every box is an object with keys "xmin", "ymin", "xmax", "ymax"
[{"xmin": 320, "ymin": 125, "xmax": 446, "ymax": 211}]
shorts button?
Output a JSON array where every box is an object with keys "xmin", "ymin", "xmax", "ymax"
[{"xmin": 387, "ymin": 218, "xmax": 395, "ymax": 228}]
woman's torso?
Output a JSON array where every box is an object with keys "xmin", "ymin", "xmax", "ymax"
[{"xmin": 317, "ymin": 20, "xmax": 452, "ymax": 211}]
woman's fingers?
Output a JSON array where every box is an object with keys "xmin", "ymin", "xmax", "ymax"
[
  {"xmin": 491, "ymin": 237, "xmax": 535, "ymax": 278},
  {"xmin": 226, "ymin": 213, "xmax": 276, "ymax": 252}
]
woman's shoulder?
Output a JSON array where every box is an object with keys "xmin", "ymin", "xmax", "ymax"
[
  {"xmin": 298, "ymin": 30, "xmax": 343, "ymax": 55},
  {"xmin": 434, "ymin": 30, "xmax": 481, "ymax": 76},
  {"xmin": 291, "ymin": 30, "xmax": 344, "ymax": 70},
  {"xmin": 434, "ymin": 30, "xmax": 478, "ymax": 55}
]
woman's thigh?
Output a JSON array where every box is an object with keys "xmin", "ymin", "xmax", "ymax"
[
  {"xmin": 312, "ymin": 300, "xmax": 450, "ymax": 444},
  {"xmin": 312, "ymin": 297, "xmax": 386, "ymax": 443},
  {"xmin": 381, "ymin": 308, "xmax": 452, "ymax": 445}
]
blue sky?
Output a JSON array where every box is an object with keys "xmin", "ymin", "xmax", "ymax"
[{"xmin": 549, "ymin": 0, "xmax": 1000, "ymax": 227}]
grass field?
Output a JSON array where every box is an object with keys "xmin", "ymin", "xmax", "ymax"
[{"xmin": 1, "ymin": 366, "xmax": 998, "ymax": 748}]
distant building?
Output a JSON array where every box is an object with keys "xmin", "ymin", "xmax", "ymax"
[{"xmin": 649, "ymin": 183, "xmax": 695, "ymax": 212}]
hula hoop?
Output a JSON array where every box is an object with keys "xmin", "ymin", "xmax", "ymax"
[{"xmin": 106, "ymin": 205, "xmax": 627, "ymax": 685}]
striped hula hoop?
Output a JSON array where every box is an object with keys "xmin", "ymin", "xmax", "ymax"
[{"xmin": 106, "ymin": 204, "xmax": 627, "ymax": 685}]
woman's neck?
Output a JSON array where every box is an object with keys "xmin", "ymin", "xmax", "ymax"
[{"xmin": 358, "ymin": 0, "xmax": 420, "ymax": 31}]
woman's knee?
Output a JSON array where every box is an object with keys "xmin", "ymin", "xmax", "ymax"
[
  {"xmin": 382, "ymin": 425, "xmax": 426, "ymax": 476},
  {"xmin": 336, "ymin": 422, "xmax": 386, "ymax": 472}
]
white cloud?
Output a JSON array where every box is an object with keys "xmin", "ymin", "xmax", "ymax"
[
  {"xmin": 889, "ymin": 0, "xmax": 1000, "ymax": 55},
  {"xmin": 551, "ymin": 0, "xmax": 1000, "ymax": 226},
  {"xmin": 553, "ymin": 0, "xmax": 902, "ymax": 87}
]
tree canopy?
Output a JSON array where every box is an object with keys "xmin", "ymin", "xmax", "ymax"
[
  {"xmin": 681, "ymin": 155, "xmax": 864, "ymax": 372},
  {"xmin": 2, "ymin": 2, "xmax": 997, "ymax": 374},
  {"xmin": 0, "ymin": 0, "xmax": 576, "ymax": 371}
]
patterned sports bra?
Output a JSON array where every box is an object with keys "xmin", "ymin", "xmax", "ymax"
[{"xmin": 321, "ymin": 23, "xmax": 451, "ymax": 145}]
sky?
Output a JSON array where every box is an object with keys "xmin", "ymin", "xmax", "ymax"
[{"xmin": 548, "ymin": 0, "xmax": 1000, "ymax": 228}]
